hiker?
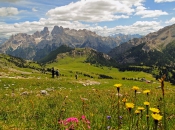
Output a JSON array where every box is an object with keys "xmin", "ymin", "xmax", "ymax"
[
  {"xmin": 75, "ymin": 74, "xmax": 78, "ymax": 79},
  {"xmin": 51, "ymin": 67, "xmax": 54, "ymax": 78},
  {"xmin": 55, "ymin": 69, "xmax": 59, "ymax": 78}
]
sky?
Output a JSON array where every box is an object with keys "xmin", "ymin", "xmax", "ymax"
[{"xmin": 0, "ymin": 0, "xmax": 175, "ymax": 38}]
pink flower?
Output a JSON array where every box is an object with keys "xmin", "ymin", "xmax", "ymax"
[
  {"xmin": 59, "ymin": 115, "xmax": 90, "ymax": 129},
  {"xmin": 59, "ymin": 117, "xmax": 79, "ymax": 130},
  {"xmin": 81, "ymin": 115, "xmax": 91, "ymax": 129},
  {"xmin": 63, "ymin": 117, "xmax": 79, "ymax": 126}
]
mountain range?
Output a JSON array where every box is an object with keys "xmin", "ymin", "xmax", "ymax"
[
  {"xmin": 0, "ymin": 23, "xmax": 175, "ymax": 67},
  {"xmin": 0, "ymin": 26, "xmax": 141, "ymax": 61}
]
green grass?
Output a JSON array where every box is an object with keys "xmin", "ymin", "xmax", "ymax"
[{"xmin": 0, "ymin": 54, "xmax": 175, "ymax": 129}]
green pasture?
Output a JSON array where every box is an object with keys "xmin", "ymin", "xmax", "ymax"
[{"xmin": 0, "ymin": 55, "xmax": 175, "ymax": 129}]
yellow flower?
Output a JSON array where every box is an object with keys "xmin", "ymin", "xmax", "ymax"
[
  {"xmin": 122, "ymin": 97, "xmax": 127, "ymax": 103},
  {"xmin": 151, "ymin": 113, "xmax": 163, "ymax": 121},
  {"xmin": 138, "ymin": 107, "xmax": 145, "ymax": 111},
  {"xmin": 114, "ymin": 84, "xmax": 122, "ymax": 88},
  {"xmin": 144, "ymin": 101, "xmax": 150, "ymax": 106},
  {"xmin": 132, "ymin": 86, "xmax": 139, "ymax": 91},
  {"xmin": 143, "ymin": 90, "xmax": 150, "ymax": 94},
  {"xmin": 135, "ymin": 110, "xmax": 140, "ymax": 114},
  {"xmin": 150, "ymin": 108, "xmax": 160, "ymax": 113},
  {"xmin": 126, "ymin": 103, "xmax": 134, "ymax": 109}
]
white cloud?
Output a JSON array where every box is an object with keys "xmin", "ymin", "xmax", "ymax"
[
  {"xmin": 94, "ymin": 21, "xmax": 162, "ymax": 36},
  {"xmin": 0, "ymin": 18, "xmax": 92, "ymax": 38},
  {"xmin": 117, "ymin": 0, "xmax": 145, "ymax": 6},
  {"xmin": 173, "ymin": 8, "xmax": 175, "ymax": 10},
  {"xmin": 32, "ymin": 8, "xmax": 38, "ymax": 12},
  {"xmin": 135, "ymin": 6, "xmax": 168, "ymax": 18},
  {"xmin": 0, "ymin": 0, "xmax": 166, "ymax": 38},
  {"xmin": 0, "ymin": 0, "xmax": 21, "ymax": 2},
  {"xmin": 165, "ymin": 17, "xmax": 175, "ymax": 24},
  {"xmin": 0, "ymin": 18, "xmax": 163, "ymax": 37},
  {"xmin": 0, "ymin": 18, "xmax": 163, "ymax": 38},
  {"xmin": 0, "ymin": 7, "xmax": 19, "ymax": 16},
  {"xmin": 155, "ymin": 0, "xmax": 175, "ymax": 2},
  {"xmin": 46, "ymin": 0, "xmax": 136, "ymax": 22},
  {"xmin": 132, "ymin": 21, "xmax": 160, "ymax": 27}
]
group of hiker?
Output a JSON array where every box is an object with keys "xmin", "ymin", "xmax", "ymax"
[
  {"xmin": 51, "ymin": 67, "xmax": 78, "ymax": 79},
  {"xmin": 51, "ymin": 67, "xmax": 59, "ymax": 78}
]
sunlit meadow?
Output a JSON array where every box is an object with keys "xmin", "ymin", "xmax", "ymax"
[
  {"xmin": 0, "ymin": 73, "xmax": 175, "ymax": 130},
  {"xmin": 0, "ymin": 55, "xmax": 175, "ymax": 130}
]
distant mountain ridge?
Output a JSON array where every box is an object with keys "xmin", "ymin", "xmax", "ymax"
[
  {"xmin": 0, "ymin": 26, "xmax": 139, "ymax": 61},
  {"xmin": 110, "ymin": 33, "xmax": 142, "ymax": 43},
  {"xmin": 108, "ymin": 23, "xmax": 175, "ymax": 66}
]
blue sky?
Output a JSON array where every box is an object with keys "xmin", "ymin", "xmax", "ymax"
[{"xmin": 0, "ymin": 0, "xmax": 175, "ymax": 38}]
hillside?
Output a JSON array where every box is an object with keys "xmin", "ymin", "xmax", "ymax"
[
  {"xmin": 0, "ymin": 54, "xmax": 43, "ymax": 78},
  {"xmin": 41, "ymin": 46, "xmax": 118, "ymax": 67},
  {"xmin": 109, "ymin": 24, "xmax": 175, "ymax": 66},
  {"xmin": 38, "ymin": 45, "xmax": 74, "ymax": 64}
]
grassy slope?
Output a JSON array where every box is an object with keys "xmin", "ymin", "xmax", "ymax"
[
  {"xmin": 0, "ymin": 54, "xmax": 175, "ymax": 129},
  {"xmin": 46, "ymin": 55, "xmax": 155, "ymax": 80}
]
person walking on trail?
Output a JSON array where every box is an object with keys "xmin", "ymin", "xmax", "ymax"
[
  {"xmin": 75, "ymin": 74, "xmax": 78, "ymax": 79},
  {"xmin": 51, "ymin": 67, "xmax": 55, "ymax": 78},
  {"xmin": 55, "ymin": 69, "xmax": 59, "ymax": 78}
]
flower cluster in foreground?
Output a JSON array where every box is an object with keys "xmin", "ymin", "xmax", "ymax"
[{"xmin": 59, "ymin": 115, "xmax": 90, "ymax": 129}]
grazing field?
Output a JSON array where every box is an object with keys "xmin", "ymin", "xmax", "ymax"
[{"xmin": 0, "ymin": 56, "xmax": 175, "ymax": 130}]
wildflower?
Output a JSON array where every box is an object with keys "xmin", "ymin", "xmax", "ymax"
[
  {"xmin": 65, "ymin": 117, "xmax": 79, "ymax": 124},
  {"xmin": 114, "ymin": 84, "xmax": 122, "ymax": 93},
  {"xmin": 152, "ymin": 113, "xmax": 163, "ymax": 130},
  {"xmin": 107, "ymin": 116, "xmax": 111, "ymax": 120},
  {"xmin": 138, "ymin": 107, "xmax": 145, "ymax": 111},
  {"xmin": 144, "ymin": 101, "xmax": 150, "ymax": 106},
  {"xmin": 143, "ymin": 90, "xmax": 150, "ymax": 94},
  {"xmin": 150, "ymin": 108, "xmax": 160, "ymax": 114},
  {"xmin": 126, "ymin": 103, "xmax": 134, "ymax": 109},
  {"xmin": 59, "ymin": 117, "xmax": 79, "ymax": 129},
  {"xmin": 151, "ymin": 113, "xmax": 163, "ymax": 121},
  {"xmin": 126, "ymin": 103, "xmax": 134, "ymax": 113},
  {"xmin": 119, "ymin": 116, "xmax": 123, "ymax": 119},
  {"xmin": 114, "ymin": 84, "xmax": 122, "ymax": 88},
  {"xmin": 138, "ymin": 107, "xmax": 144, "ymax": 118},
  {"xmin": 146, "ymin": 115, "xmax": 149, "ymax": 118},
  {"xmin": 132, "ymin": 86, "xmax": 139, "ymax": 91},
  {"xmin": 135, "ymin": 110, "xmax": 140, "ymax": 114},
  {"xmin": 122, "ymin": 97, "xmax": 127, "ymax": 103},
  {"xmin": 81, "ymin": 115, "xmax": 91, "ymax": 129},
  {"xmin": 107, "ymin": 126, "xmax": 110, "ymax": 129}
]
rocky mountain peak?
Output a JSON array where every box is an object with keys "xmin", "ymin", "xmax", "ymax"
[
  {"xmin": 33, "ymin": 31, "xmax": 40, "ymax": 38},
  {"xmin": 51, "ymin": 26, "xmax": 64, "ymax": 36},
  {"xmin": 0, "ymin": 25, "xmax": 146, "ymax": 60},
  {"xmin": 40, "ymin": 27, "xmax": 49, "ymax": 36}
]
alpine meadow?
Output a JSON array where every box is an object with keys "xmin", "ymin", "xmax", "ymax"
[{"xmin": 1, "ymin": 0, "xmax": 175, "ymax": 130}]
